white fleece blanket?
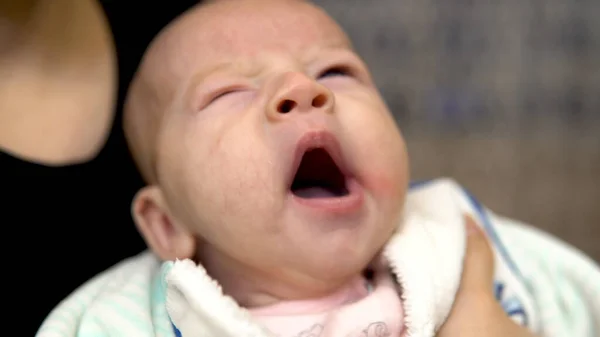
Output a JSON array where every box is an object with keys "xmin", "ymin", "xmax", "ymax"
[{"xmin": 37, "ymin": 179, "xmax": 600, "ymax": 337}]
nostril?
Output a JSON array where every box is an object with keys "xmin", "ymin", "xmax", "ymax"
[
  {"xmin": 278, "ymin": 99, "xmax": 297, "ymax": 113},
  {"xmin": 312, "ymin": 94, "xmax": 328, "ymax": 108}
]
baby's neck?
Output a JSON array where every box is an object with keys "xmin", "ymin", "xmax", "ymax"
[
  {"xmin": 199, "ymin": 251, "xmax": 371, "ymax": 309},
  {"xmin": 248, "ymin": 275, "xmax": 369, "ymax": 316}
]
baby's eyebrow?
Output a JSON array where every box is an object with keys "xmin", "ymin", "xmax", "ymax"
[
  {"xmin": 191, "ymin": 62, "xmax": 237, "ymax": 81},
  {"xmin": 182, "ymin": 60, "xmax": 260, "ymax": 96}
]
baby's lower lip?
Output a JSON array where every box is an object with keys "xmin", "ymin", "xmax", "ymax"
[{"xmin": 289, "ymin": 179, "xmax": 364, "ymax": 215}]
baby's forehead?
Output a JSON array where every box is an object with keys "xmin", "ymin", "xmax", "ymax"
[
  {"xmin": 196, "ymin": 1, "xmax": 348, "ymax": 52},
  {"xmin": 144, "ymin": 0, "xmax": 351, "ymax": 88}
]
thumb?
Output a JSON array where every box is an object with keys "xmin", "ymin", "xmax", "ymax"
[
  {"xmin": 437, "ymin": 216, "xmax": 534, "ymax": 337},
  {"xmin": 459, "ymin": 215, "xmax": 495, "ymax": 294}
]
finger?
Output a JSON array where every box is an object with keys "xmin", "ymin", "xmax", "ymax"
[
  {"xmin": 459, "ymin": 215, "xmax": 495, "ymax": 294},
  {"xmin": 437, "ymin": 216, "xmax": 498, "ymax": 336}
]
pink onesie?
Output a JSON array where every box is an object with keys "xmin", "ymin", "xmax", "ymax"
[{"xmin": 249, "ymin": 269, "xmax": 404, "ymax": 337}]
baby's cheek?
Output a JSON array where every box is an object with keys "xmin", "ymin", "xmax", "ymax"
[
  {"xmin": 204, "ymin": 156, "xmax": 278, "ymax": 217},
  {"xmin": 362, "ymin": 169, "xmax": 408, "ymax": 212},
  {"xmin": 356, "ymin": 131, "xmax": 408, "ymax": 197}
]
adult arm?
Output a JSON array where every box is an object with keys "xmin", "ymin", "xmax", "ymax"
[{"xmin": 0, "ymin": 0, "xmax": 116, "ymax": 165}]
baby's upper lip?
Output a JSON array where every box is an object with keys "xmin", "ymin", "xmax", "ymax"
[{"xmin": 287, "ymin": 130, "xmax": 351, "ymax": 189}]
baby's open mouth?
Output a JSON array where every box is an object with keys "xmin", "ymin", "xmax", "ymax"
[{"xmin": 291, "ymin": 147, "xmax": 349, "ymax": 199}]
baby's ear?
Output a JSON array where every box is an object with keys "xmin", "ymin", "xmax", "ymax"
[{"xmin": 131, "ymin": 186, "xmax": 196, "ymax": 261}]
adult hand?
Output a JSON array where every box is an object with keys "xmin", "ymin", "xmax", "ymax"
[{"xmin": 436, "ymin": 216, "xmax": 537, "ymax": 337}]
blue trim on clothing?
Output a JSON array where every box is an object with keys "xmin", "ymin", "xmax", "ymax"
[
  {"xmin": 409, "ymin": 180, "xmax": 433, "ymax": 190},
  {"xmin": 172, "ymin": 322, "xmax": 182, "ymax": 337},
  {"xmin": 495, "ymin": 281, "xmax": 529, "ymax": 326},
  {"xmin": 462, "ymin": 188, "xmax": 525, "ymax": 281}
]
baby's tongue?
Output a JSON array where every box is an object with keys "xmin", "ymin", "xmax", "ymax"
[{"xmin": 294, "ymin": 187, "xmax": 336, "ymax": 199}]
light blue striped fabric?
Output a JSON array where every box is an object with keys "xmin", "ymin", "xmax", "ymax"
[{"xmin": 37, "ymin": 179, "xmax": 600, "ymax": 337}]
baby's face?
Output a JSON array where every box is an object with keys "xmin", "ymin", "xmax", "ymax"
[{"xmin": 139, "ymin": 0, "xmax": 409, "ymax": 297}]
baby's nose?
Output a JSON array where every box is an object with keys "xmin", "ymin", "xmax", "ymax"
[{"xmin": 267, "ymin": 72, "xmax": 334, "ymax": 120}]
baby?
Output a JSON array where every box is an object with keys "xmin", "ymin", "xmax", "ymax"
[{"xmin": 37, "ymin": 1, "xmax": 600, "ymax": 337}]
